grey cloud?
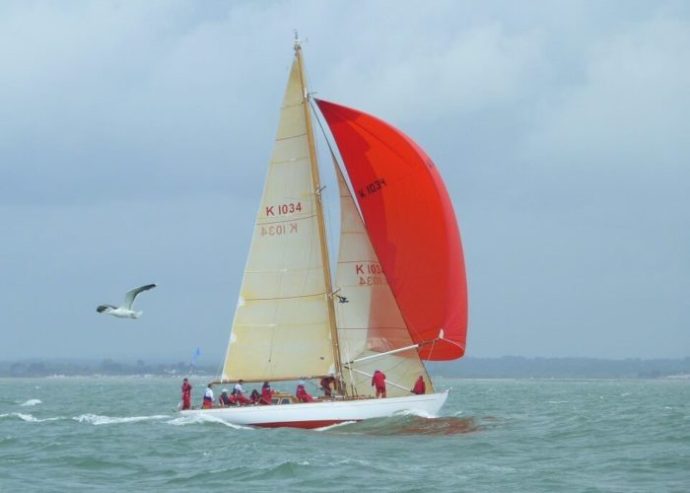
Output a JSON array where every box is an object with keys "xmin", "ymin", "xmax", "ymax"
[{"xmin": 1, "ymin": 1, "xmax": 688, "ymax": 361}]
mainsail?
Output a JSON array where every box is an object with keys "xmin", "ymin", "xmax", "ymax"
[
  {"xmin": 316, "ymin": 99, "xmax": 468, "ymax": 360},
  {"xmin": 221, "ymin": 48, "xmax": 337, "ymax": 382},
  {"xmin": 333, "ymin": 163, "xmax": 433, "ymax": 397}
]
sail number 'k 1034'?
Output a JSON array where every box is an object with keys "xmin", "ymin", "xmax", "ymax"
[{"xmin": 265, "ymin": 202, "xmax": 303, "ymax": 216}]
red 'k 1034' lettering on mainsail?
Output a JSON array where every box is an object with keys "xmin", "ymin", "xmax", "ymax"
[{"xmin": 265, "ymin": 202, "xmax": 303, "ymax": 217}]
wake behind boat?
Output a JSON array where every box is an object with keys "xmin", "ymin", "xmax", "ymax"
[{"xmin": 180, "ymin": 39, "xmax": 468, "ymax": 429}]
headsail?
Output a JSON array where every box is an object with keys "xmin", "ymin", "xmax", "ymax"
[
  {"xmin": 316, "ymin": 99, "xmax": 468, "ymax": 360},
  {"xmin": 333, "ymin": 162, "xmax": 433, "ymax": 396},
  {"xmin": 221, "ymin": 50, "xmax": 337, "ymax": 382}
]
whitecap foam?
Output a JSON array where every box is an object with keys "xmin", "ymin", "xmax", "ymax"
[
  {"xmin": 19, "ymin": 399, "xmax": 42, "ymax": 407},
  {"xmin": 74, "ymin": 414, "xmax": 170, "ymax": 425},
  {"xmin": 15, "ymin": 413, "xmax": 38, "ymax": 422},
  {"xmin": 166, "ymin": 413, "xmax": 252, "ymax": 430},
  {"xmin": 392, "ymin": 408, "xmax": 436, "ymax": 419},
  {"xmin": 12, "ymin": 413, "xmax": 62, "ymax": 423}
]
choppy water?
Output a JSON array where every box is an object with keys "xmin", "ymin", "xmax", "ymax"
[{"xmin": 1, "ymin": 377, "xmax": 688, "ymax": 492}]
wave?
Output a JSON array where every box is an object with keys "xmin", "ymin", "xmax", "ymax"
[
  {"xmin": 4, "ymin": 413, "xmax": 63, "ymax": 423},
  {"xmin": 322, "ymin": 414, "xmax": 481, "ymax": 436},
  {"xmin": 73, "ymin": 414, "xmax": 170, "ymax": 425},
  {"xmin": 165, "ymin": 413, "xmax": 253, "ymax": 430},
  {"xmin": 314, "ymin": 420, "xmax": 358, "ymax": 431},
  {"xmin": 1, "ymin": 412, "xmax": 174, "ymax": 425},
  {"xmin": 19, "ymin": 399, "xmax": 42, "ymax": 407},
  {"xmin": 392, "ymin": 408, "xmax": 436, "ymax": 419}
]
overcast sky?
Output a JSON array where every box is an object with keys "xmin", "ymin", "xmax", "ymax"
[{"xmin": 1, "ymin": 0, "xmax": 688, "ymax": 363}]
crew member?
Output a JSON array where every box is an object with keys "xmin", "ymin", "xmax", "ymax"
[
  {"xmin": 371, "ymin": 370, "xmax": 387, "ymax": 398},
  {"xmin": 320, "ymin": 375, "xmax": 336, "ymax": 398},
  {"xmin": 181, "ymin": 377, "xmax": 192, "ymax": 410},
  {"xmin": 233, "ymin": 379, "xmax": 252, "ymax": 405},
  {"xmin": 296, "ymin": 380, "xmax": 314, "ymax": 402},
  {"xmin": 219, "ymin": 388, "xmax": 233, "ymax": 406},
  {"xmin": 411, "ymin": 376, "xmax": 426, "ymax": 395},
  {"xmin": 202, "ymin": 384, "xmax": 214, "ymax": 409},
  {"xmin": 260, "ymin": 381, "xmax": 274, "ymax": 405}
]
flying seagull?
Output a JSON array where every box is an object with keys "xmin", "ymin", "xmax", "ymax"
[{"xmin": 96, "ymin": 284, "xmax": 156, "ymax": 319}]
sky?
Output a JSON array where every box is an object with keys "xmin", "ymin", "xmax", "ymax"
[{"xmin": 1, "ymin": 0, "xmax": 688, "ymax": 363}]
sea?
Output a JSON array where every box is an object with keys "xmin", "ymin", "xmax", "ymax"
[{"xmin": 1, "ymin": 376, "xmax": 688, "ymax": 492}]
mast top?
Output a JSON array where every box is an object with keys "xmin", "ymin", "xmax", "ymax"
[{"xmin": 293, "ymin": 30, "xmax": 301, "ymax": 52}]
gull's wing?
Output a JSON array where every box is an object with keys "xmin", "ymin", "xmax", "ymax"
[
  {"xmin": 123, "ymin": 283, "xmax": 157, "ymax": 309},
  {"xmin": 96, "ymin": 304, "xmax": 117, "ymax": 313}
]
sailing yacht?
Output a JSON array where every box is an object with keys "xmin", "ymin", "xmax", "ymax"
[{"xmin": 180, "ymin": 40, "xmax": 468, "ymax": 428}]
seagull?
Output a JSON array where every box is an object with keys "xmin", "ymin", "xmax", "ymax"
[{"xmin": 96, "ymin": 284, "xmax": 156, "ymax": 319}]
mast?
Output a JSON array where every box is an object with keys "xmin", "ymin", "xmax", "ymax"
[{"xmin": 293, "ymin": 40, "xmax": 345, "ymax": 392}]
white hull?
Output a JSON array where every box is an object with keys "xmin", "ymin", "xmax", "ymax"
[{"xmin": 181, "ymin": 391, "xmax": 448, "ymax": 429}]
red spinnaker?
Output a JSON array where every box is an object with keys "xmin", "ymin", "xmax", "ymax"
[{"xmin": 316, "ymin": 99, "xmax": 468, "ymax": 360}]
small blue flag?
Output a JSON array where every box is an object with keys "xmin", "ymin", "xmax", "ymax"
[{"xmin": 191, "ymin": 347, "xmax": 201, "ymax": 366}]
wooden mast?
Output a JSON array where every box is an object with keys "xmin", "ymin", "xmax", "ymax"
[{"xmin": 293, "ymin": 39, "xmax": 346, "ymax": 395}]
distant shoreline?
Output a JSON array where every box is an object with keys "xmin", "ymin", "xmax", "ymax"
[
  {"xmin": 2, "ymin": 356, "xmax": 688, "ymax": 379},
  {"xmin": 427, "ymin": 356, "xmax": 690, "ymax": 379}
]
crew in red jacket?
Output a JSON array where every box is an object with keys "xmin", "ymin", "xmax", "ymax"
[
  {"xmin": 218, "ymin": 389, "xmax": 233, "ymax": 406},
  {"xmin": 233, "ymin": 380, "xmax": 252, "ymax": 405},
  {"xmin": 320, "ymin": 375, "xmax": 335, "ymax": 398},
  {"xmin": 372, "ymin": 370, "xmax": 387, "ymax": 398},
  {"xmin": 411, "ymin": 376, "xmax": 426, "ymax": 395},
  {"xmin": 296, "ymin": 380, "xmax": 314, "ymax": 402},
  {"xmin": 260, "ymin": 381, "xmax": 274, "ymax": 405},
  {"xmin": 181, "ymin": 378, "xmax": 192, "ymax": 410}
]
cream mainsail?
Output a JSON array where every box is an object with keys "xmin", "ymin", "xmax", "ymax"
[
  {"xmin": 332, "ymin": 165, "xmax": 433, "ymax": 398},
  {"xmin": 221, "ymin": 48, "xmax": 337, "ymax": 382}
]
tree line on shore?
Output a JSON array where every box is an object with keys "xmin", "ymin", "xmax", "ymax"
[
  {"xmin": 427, "ymin": 356, "xmax": 690, "ymax": 379},
  {"xmin": 0, "ymin": 358, "xmax": 215, "ymax": 377},
  {"xmin": 2, "ymin": 356, "xmax": 689, "ymax": 378}
]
